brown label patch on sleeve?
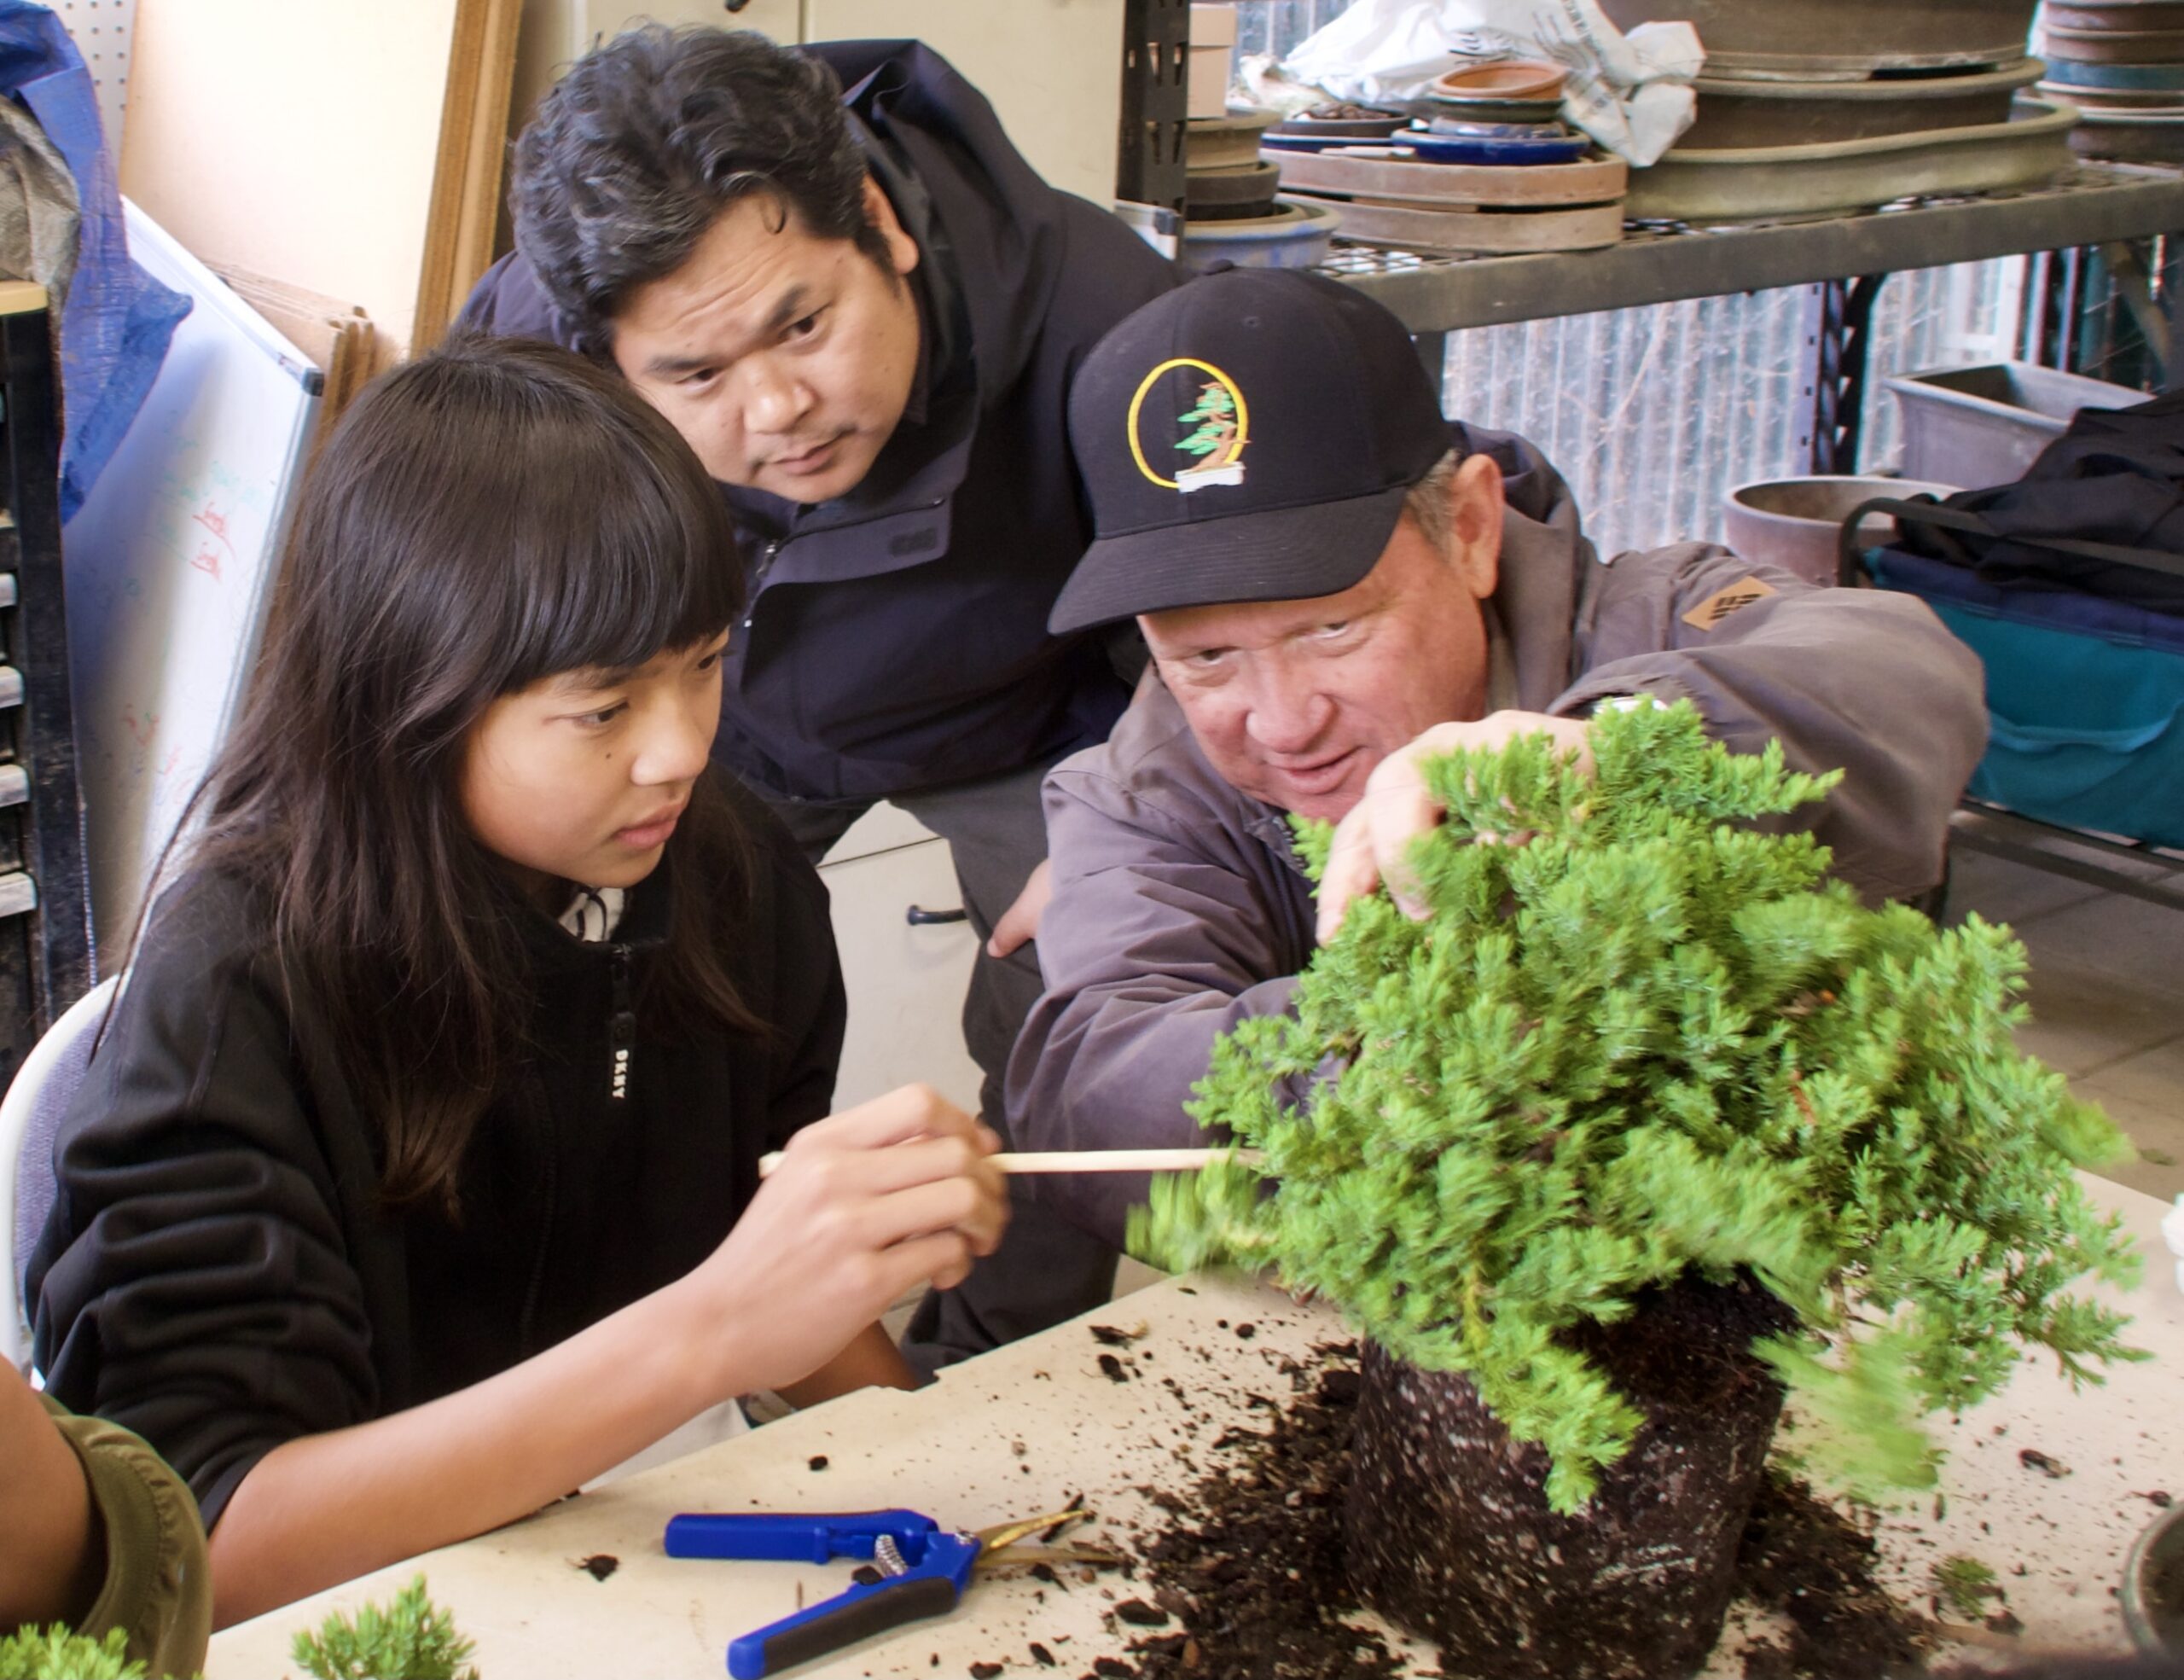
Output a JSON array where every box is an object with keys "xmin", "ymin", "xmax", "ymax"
[{"xmin": 1682, "ymin": 575, "xmax": 1780, "ymax": 632}]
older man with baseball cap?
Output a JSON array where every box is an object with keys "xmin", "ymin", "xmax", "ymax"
[{"xmin": 1007, "ymin": 266, "xmax": 1989, "ymax": 1246}]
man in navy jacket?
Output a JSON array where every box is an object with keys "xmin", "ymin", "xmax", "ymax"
[{"xmin": 462, "ymin": 27, "xmax": 1179, "ymax": 1365}]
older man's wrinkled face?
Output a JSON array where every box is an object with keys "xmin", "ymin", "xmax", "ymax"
[{"xmin": 1141, "ymin": 453, "xmax": 1504, "ymax": 823}]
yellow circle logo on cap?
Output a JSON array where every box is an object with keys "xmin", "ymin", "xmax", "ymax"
[{"xmin": 1127, "ymin": 358, "xmax": 1250, "ymax": 492}]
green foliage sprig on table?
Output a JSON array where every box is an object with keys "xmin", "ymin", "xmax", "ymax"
[
  {"xmin": 290, "ymin": 1576, "xmax": 477, "ymax": 1680},
  {"xmin": 1131, "ymin": 701, "xmax": 2142, "ymax": 1514},
  {"xmin": 0, "ymin": 1626, "xmax": 148, "ymax": 1680}
]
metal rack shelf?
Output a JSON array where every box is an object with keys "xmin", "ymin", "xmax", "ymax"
[
  {"xmin": 1326, "ymin": 160, "xmax": 2184, "ymax": 475},
  {"xmin": 1330, "ymin": 161, "xmax": 2184, "ymax": 334},
  {"xmin": 0, "ymin": 281, "xmax": 93, "ymax": 1087}
]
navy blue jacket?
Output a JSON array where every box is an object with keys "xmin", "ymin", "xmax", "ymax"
[{"xmin": 461, "ymin": 41, "xmax": 1181, "ymax": 803}]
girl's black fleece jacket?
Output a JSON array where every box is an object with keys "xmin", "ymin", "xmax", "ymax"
[{"xmin": 27, "ymin": 776, "xmax": 846, "ymax": 1527}]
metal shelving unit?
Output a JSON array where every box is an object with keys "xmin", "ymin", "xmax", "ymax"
[
  {"xmin": 0, "ymin": 282, "xmax": 94, "ymax": 1087},
  {"xmin": 1322, "ymin": 161, "xmax": 2184, "ymax": 470}
]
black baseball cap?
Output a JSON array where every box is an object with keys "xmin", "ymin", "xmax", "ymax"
[{"xmin": 1049, "ymin": 267, "xmax": 1453, "ymax": 635}]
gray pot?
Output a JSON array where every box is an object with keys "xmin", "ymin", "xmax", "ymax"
[
  {"xmin": 1598, "ymin": 0, "xmax": 2039, "ymax": 78},
  {"xmin": 2124, "ymin": 1505, "xmax": 2184, "ymax": 1655},
  {"xmin": 1682, "ymin": 58, "xmax": 2043, "ymax": 150},
  {"xmin": 1722, "ymin": 477, "xmax": 1960, "ymax": 590}
]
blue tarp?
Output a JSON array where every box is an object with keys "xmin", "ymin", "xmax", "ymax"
[{"xmin": 0, "ymin": 0, "xmax": 188, "ymax": 521}]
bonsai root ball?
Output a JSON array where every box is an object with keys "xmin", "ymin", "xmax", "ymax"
[{"xmin": 1344, "ymin": 1278, "xmax": 1790, "ymax": 1680}]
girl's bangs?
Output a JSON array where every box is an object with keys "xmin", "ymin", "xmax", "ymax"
[{"xmin": 480, "ymin": 399, "xmax": 744, "ymax": 692}]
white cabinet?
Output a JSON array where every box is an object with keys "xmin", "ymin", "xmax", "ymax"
[{"xmin": 816, "ymin": 807, "xmax": 983, "ymax": 1115}]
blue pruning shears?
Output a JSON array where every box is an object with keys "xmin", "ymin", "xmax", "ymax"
[{"xmin": 665, "ymin": 1507, "xmax": 1083, "ymax": 1679}]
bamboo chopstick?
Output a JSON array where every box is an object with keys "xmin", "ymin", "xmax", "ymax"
[{"xmin": 756, "ymin": 1147, "xmax": 1263, "ymax": 1179}]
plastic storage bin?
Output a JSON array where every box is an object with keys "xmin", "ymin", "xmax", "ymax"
[{"xmin": 1884, "ymin": 362, "xmax": 2140, "ymax": 490}]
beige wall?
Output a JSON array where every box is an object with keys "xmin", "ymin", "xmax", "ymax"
[
  {"xmin": 510, "ymin": 0, "xmax": 1124, "ymax": 205},
  {"xmin": 120, "ymin": 0, "xmax": 462, "ymax": 354},
  {"xmin": 806, "ymin": 0, "xmax": 1125, "ymax": 205}
]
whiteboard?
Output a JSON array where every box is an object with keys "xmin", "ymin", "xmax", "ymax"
[{"xmin": 62, "ymin": 198, "xmax": 320, "ymax": 950}]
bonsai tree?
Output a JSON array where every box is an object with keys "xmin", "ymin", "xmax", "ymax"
[
  {"xmin": 291, "ymin": 1576, "xmax": 477, "ymax": 1680},
  {"xmin": 1134, "ymin": 701, "xmax": 2140, "ymax": 1678}
]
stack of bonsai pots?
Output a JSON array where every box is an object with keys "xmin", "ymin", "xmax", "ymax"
[
  {"xmin": 1182, "ymin": 108, "xmax": 1343, "ymax": 271},
  {"xmin": 1597, "ymin": 0, "xmax": 2071, "ymax": 223},
  {"xmin": 2038, "ymin": 1, "xmax": 2184, "ymax": 163},
  {"xmin": 1179, "ymin": 3, "xmax": 1341, "ymax": 271},
  {"xmin": 1259, "ymin": 63, "xmax": 1631, "ymax": 256},
  {"xmin": 1186, "ymin": 108, "xmax": 1282, "ymax": 223}
]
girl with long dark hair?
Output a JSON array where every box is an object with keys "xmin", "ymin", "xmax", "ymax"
[{"xmin": 27, "ymin": 335, "xmax": 1006, "ymax": 1626}]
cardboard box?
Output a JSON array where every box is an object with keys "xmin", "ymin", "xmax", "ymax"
[{"xmin": 1189, "ymin": 3, "xmax": 1237, "ymax": 119}]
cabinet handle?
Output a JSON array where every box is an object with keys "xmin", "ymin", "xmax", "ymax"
[{"xmin": 905, "ymin": 904, "xmax": 968, "ymax": 927}]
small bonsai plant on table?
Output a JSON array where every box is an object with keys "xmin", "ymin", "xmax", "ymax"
[{"xmin": 1135, "ymin": 702, "xmax": 2141, "ymax": 1680}]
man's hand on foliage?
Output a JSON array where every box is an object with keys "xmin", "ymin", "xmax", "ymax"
[{"xmin": 1316, "ymin": 711, "xmax": 1596, "ymax": 945}]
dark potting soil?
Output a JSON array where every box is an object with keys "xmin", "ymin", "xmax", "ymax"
[
  {"xmin": 1123, "ymin": 1349, "xmax": 1407, "ymax": 1680},
  {"xmin": 1734, "ymin": 1473, "xmax": 1930, "ymax": 1680},
  {"xmin": 1113, "ymin": 1337, "xmax": 1928, "ymax": 1680},
  {"xmin": 1345, "ymin": 1278, "xmax": 1795, "ymax": 1679},
  {"xmin": 1559, "ymin": 1276, "xmax": 1800, "ymax": 1410}
]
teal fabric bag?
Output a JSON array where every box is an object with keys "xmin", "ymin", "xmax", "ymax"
[{"xmin": 1871, "ymin": 550, "xmax": 2184, "ymax": 848}]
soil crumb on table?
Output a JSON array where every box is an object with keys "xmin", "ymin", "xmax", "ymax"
[{"xmin": 1107, "ymin": 1343, "xmax": 1931, "ymax": 1680}]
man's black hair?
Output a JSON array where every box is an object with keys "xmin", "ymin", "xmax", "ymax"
[{"xmin": 510, "ymin": 26, "xmax": 894, "ymax": 358}]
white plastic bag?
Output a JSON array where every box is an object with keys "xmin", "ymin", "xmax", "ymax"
[
  {"xmin": 1285, "ymin": 0, "xmax": 1465, "ymax": 106},
  {"xmin": 1283, "ymin": 0, "xmax": 1704, "ymax": 166}
]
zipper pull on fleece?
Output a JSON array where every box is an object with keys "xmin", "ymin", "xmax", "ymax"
[{"xmin": 608, "ymin": 945, "xmax": 636, "ymax": 1101}]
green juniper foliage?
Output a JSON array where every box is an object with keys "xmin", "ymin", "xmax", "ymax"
[
  {"xmin": 291, "ymin": 1576, "xmax": 478, "ymax": 1680},
  {"xmin": 1134, "ymin": 702, "xmax": 2140, "ymax": 1514},
  {"xmin": 0, "ymin": 1626, "xmax": 148, "ymax": 1680}
]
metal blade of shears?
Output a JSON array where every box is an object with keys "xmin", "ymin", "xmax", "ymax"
[{"xmin": 971, "ymin": 1506, "xmax": 1093, "ymax": 1559}]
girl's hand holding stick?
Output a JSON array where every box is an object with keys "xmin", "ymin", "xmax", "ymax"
[{"xmin": 694, "ymin": 1086, "xmax": 1008, "ymax": 1398}]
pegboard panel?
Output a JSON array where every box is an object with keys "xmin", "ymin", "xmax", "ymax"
[{"xmin": 48, "ymin": 0, "xmax": 140, "ymax": 154}]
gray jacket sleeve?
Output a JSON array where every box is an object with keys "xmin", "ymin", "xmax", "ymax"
[
  {"xmin": 1005, "ymin": 770, "xmax": 1308, "ymax": 1248},
  {"xmin": 1554, "ymin": 545, "xmax": 1988, "ymax": 902}
]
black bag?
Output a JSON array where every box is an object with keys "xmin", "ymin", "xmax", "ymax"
[{"xmin": 1897, "ymin": 387, "xmax": 2184, "ymax": 613}]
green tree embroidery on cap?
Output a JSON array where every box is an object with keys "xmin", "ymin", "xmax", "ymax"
[{"xmin": 1176, "ymin": 383, "xmax": 1238, "ymax": 459}]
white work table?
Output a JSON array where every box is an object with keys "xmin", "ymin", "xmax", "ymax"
[{"xmin": 208, "ymin": 1176, "xmax": 2184, "ymax": 1678}]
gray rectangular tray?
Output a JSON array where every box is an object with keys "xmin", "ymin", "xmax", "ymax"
[{"xmin": 1627, "ymin": 98, "xmax": 2077, "ymax": 224}]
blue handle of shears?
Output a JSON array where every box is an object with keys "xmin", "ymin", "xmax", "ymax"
[
  {"xmin": 665, "ymin": 1511, "xmax": 980, "ymax": 1679},
  {"xmin": 664, "ymin": 1509, "xmax": 938, "ymax": 1564},
  {"xmin": 725, "ymin": 1565, "xmax": 967, "ymax": 1679}
]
